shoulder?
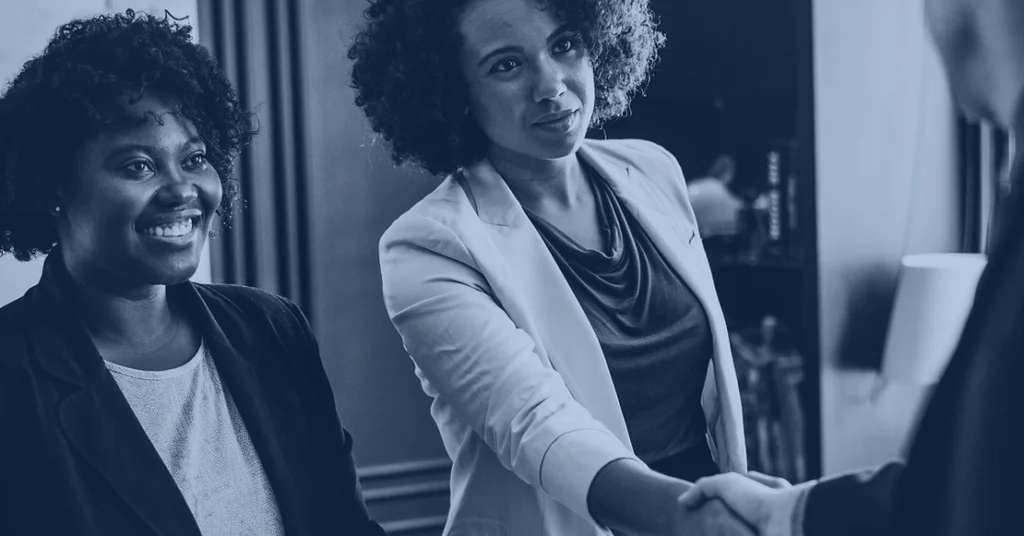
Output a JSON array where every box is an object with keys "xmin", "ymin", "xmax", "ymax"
[
  {"xmin": 379, "ymin": 175, "xmax": 478, "ymax": 262},
  {"xmin": 193, "ymin": 283, "xmax": 311, "ymax": 336},
  {"xmin": 583, "ymin": 138, "xmax": 683, "ymax": 175},
  {"xmin": 0, "ymin": 293, "xmax": 47, "ymax": 417},
  {"xmin": 0, "ymin": 294, "xmax": 29, "ymax": 340},
  {"xmin": 195, "ymin": 282, "xmax": 294, "ymax": 314},
  {"xmin": 0, "ymin": 294, "xmax": 32, "ymax": 373},
  {"xmin": 584, "ymin": 138, "xmax": 690, "ymax": 209}
]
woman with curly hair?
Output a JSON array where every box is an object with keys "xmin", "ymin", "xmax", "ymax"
[
  {"xmin": 0, "ymin": 10, "xmax": 383, "ymax": 535},
  {"xmin": 350, "ymin": 0, "xmax": 751, "ymax": 534}
]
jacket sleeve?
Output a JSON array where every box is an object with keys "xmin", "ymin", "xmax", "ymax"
[
  {"xmin": 379, "ymin": 214, "xmax": 640, "ymax": 524},
  {"xmin": 801, "ymin": 462, "xmax": 903, "ymax": 536},
  {"xmin": 274, "ymin": 295, "xmax": 387, "ymax": 536}
]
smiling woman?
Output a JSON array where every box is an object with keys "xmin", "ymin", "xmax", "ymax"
[
  {"xmin": 349, "ymin": 0, "xmax": 749, "ymax": 535},
  {"xmin": 0, "ymin": 9, "xmax": 384, "ymax": 536}
]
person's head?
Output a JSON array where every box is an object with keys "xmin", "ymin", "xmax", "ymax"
[
  {"xmin": 924, "ymin": 0, "xmax": 1024, "ymax": 127},
  {"xmin": 348, "ymin": 0, "xmax": 665, "ymax": 175},
  {"xmin": 0, "ymin": 9, "xmax": 255, "ymax": 288}
]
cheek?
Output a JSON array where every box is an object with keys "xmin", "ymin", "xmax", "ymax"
[
  {"xmin": 470, "ymin": 81, "xmax": 524, "ymax": 132},
  {"xmin": 69, "ymin": 182, "xmax": 138, "ymax": 230},
  {"xmin": 567, "ymin": 60, "xmax": 596, "ymax": 109},
  {"xmin": 202, "ymin": 172, "xmax": 224, "ymax": 207},
  {"xmin": 580, "ymin": 70, "xmax": 596, "ymax": 106}
]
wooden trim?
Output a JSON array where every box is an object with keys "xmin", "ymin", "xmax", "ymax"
[
  {"xmin": 380, "ymin": 515, "xmax": 448, "ymax": 534},
  {"xmin": 358, "ymin": 457, "xmax": 452, "ymax": 482},
  {"xmin": 795, "ymin": 0, "xmax": 822, "ymax": 481},
  {"xmin": 362, "ymin": 481, "xmax": 449, "ymax": 503},
  {"xmin": 359, "ymin": 458, "xmax": 452, "ymax": 532},
  {"xmin": 362, "ymin": 457, "xmax": 454, "ymax": 481}
]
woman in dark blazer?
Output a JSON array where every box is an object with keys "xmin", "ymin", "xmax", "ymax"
[{"xmin": 0, "ymin": 10, "xmax": 383, "ymax": 535}]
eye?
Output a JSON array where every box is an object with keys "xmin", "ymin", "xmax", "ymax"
[
  {"xmin": 185, "ymin": 151, "xmax": 208, "ymax": 170},
  {"xmin": 553, "ymin": 37, "xmax": 574, "ymax": 54},
  {"xmin": 122, "ymin": 159, "xmax": 155, "ymax": 176},
  {"xmin": 490, "ymin": 58, "xmax": 520, "ymax": 74}
]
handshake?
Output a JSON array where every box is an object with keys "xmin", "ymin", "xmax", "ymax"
[{"xmin": 669, "ymin": 471, "xmax": 813, "ymax": 536}]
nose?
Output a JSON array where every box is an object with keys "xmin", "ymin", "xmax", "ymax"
[
  {"xmin": 155, "ymin": 166, "xmax": 199, "ymax": 207},
  {"xmin": 532, "ymin": 55, "xmax": 567, "ymax": 103}
]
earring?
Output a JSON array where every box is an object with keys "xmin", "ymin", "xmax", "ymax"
[{"xmin": 53, "ymin": 206, "xmax": 61, "ymax": 214}]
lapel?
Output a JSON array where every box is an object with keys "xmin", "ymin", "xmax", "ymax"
[
  {"xmin": 578, "ymin": 143, "xmax": 714, "ymax": 305},
  {"xmin": 457, "ymin": 154, "xmax": 634, "ymax": 447},
  {"xmin": 30, "ymin": 255, "xmax": 324, "ymax": 535},
  {"xmin": 192, "ymin": 286, "xmax": 328, "ymax": 535},
  {"xmin": 30, "ymin": 254, "xmax": 201, "ymax": 536}
]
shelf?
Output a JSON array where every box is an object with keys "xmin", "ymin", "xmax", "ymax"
[{"xmin": 707, "ymin": 255, "xmax": 804, "ymax": 271}]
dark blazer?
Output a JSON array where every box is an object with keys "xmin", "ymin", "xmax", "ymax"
[
  {"xmin": 0, "ymin": 253, "xmax": 385, "ymax": 535},
  {"xmin": 803, "ymin": 165, "xmax": 1024, "ymax": 535}
]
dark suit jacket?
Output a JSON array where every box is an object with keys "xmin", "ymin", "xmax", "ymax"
[
  {"xmin": 803, "ymin": 165, "xmax": 1024, "ymax": 535},
  {"xmin": 0, "ymin": 254, "xmax": 385, "ymax": 535}
]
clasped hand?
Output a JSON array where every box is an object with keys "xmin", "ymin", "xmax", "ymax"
[{"xmin": 670, "ymin": 471, "xmax": 800, "ymax": 536}]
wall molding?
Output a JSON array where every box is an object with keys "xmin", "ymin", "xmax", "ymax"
[
  {"xmin": 358, "ymin": 457, "xmax": 452, "ymax": 482},
  {"xmin": 363, "ymin": 481, "xmax": 450, "ymax": 503},
  {"xmin": 381, "ymin": 515, "xmax": 449, "ymax": 534},
  {"xmin": 358, "ymin": 457, "xmax": 452, "ymax": 535}
]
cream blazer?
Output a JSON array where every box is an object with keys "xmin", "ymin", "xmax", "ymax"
[{"xmin": 379, "ymin": 138, "xmax": 747, "ymax": 536}]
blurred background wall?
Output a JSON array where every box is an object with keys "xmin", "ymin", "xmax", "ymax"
[{"xmin": 812, "ymin": 0, "xmax": 960, "ymax": 474}]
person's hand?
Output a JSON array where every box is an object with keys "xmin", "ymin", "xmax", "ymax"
[
  {"xmin": 676, "ymin": 472, "xmax": 806, "ymax": 536},
  {"xmin": 745, "ymin": 471, "xmax": 791, "ymax": 489},
  {"xmin": 666, "ymin": 497, "xmax": 756, "ymax": 536}
]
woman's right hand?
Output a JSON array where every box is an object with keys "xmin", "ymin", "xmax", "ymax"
[
  {"xmin": 676, "ymin": 472, "xmax": 808, "ymax": 536},
  {"xmin": 745, "ymin": 471, "xmax": 792, "ymax": 489}
]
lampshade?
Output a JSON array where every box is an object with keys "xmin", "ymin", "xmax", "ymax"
[{"xmin": 881, "ymin": 253, "xmax": 987, "ymax": 385}]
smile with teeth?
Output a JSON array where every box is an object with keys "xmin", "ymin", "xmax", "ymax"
[{"xmin": 141, "ymin": 218, "xmax": 196, "ymax": 238}]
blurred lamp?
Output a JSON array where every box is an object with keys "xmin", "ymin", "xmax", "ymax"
[{"xmin": 881, "ymin": 253, "xmax": 987, "ymax": 385}]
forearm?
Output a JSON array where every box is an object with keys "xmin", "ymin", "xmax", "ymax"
[{"xmin": 587, "ymin": 458, "xmax": 692, "ymax": 535}]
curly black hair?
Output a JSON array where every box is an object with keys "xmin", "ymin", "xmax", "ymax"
[
  {"xmin": 0, "ymin": 9, "xmax": 256, "ymax": 261},
  {"xmin": 348, "ymin": 0, "xmax": 665, "ymax": 176}
]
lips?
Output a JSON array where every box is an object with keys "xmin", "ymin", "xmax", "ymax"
[
  {"xmin": 137, "ymin": 209, "xmax": 203, "ymax": 239},
  {"xmin": 534, "ymin": 109, "xmax": 577, "ymax": 126}
]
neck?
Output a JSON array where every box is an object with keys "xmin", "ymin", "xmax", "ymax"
[
  {"xmin": 487, "ymin": 146, "xmax": 588, "ymax": 212},
  {"xmin": 60, "ymin": 255, "xmax": 176, "ymax": 349}
]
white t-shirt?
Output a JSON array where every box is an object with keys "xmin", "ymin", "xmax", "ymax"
[{"xmin": 105, "ymin": 341, "xmax": 285, "ymax": 535}]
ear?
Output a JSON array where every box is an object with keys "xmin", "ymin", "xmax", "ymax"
[{"xmin": 51, "ymin": 189, "xmax": 64, "ymax": 215}]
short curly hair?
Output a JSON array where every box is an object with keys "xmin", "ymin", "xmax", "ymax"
[
  {"xmin": 348, "ymin": 0, "xmax": 665, "ymax": 176},
  {"xmin": 0, "ymin": 9, "xmax": 256, "ymax": 261}
]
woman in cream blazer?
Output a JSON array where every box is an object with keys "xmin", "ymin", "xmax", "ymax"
[
  {"xmin": 379, "ymin": 138, "xmax": 747, "ymax": 535},
  {"xmin": 351, "ymin": 0, "xmax": 747, "ymax": 534}
]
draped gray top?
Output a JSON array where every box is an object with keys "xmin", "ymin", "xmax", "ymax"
[{"xmin": 527, "ymin": 165, "xmax": 714, "ymax": 463}]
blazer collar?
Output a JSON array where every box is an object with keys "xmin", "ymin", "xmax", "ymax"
[
  {"xmin": 458, "ymin": 140, "xmax": 644, "ymax": 227},
  {"xmin": 29, "ymin": 252, "xmax": 261, "ymax": 387}
]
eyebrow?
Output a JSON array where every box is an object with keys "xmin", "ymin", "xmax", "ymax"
[
  {"xmin": 104, "ymin": 137, "xmax": 206, "ymax": 162},
  {"xmin": 476, "ymin": 23, "xmax": 574, "ymax": 67}
]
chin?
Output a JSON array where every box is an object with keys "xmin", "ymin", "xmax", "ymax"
[
  {"xmin": 139, "ymin": 255, "xmax": 202, "ymax": 286},
  {"xmin": 153, "ymin": 267, "xmax": 199, "ymax": 286},
  {"xmin": 531, "ymin": 134, "xmax": 586, "ymax": 160}
]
